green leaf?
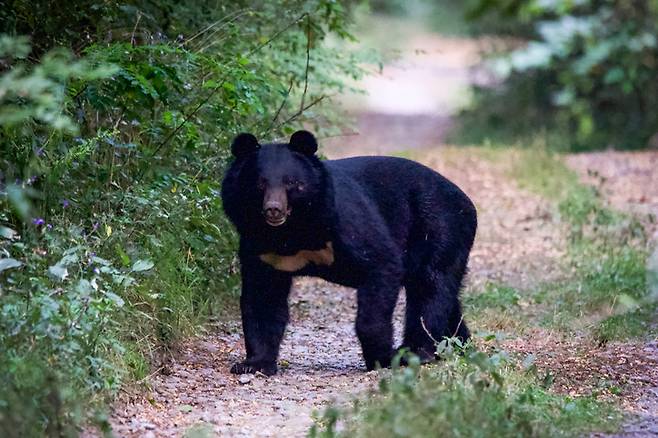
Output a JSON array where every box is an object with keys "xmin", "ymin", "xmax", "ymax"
[
  {"xmin": 0, "ymin": 258, "xmax": 22, "ymax": 273},
  {"xmin": 131, "ymin": 259, "xmax": 154, "ymax": 272},
  {"xmin": 7, "ymin": 185, "xmax": 30, "ymax": 220},
  {"xmin": 0, "ymin": 226, "xmax": 17, "ymax": 240},
  {"xmin": 202, "ymin": 80, "xmax": 219, "ymax": 89},
  {"xmin": 603, "ymin": 67, "xmax": 624, "ymax": 85},
  {"xmin": 522, "ymin": 354, "xmax": 536, "ymax": 369},
  {"xmin": 48, "ymin": 264, "xmax": 69, "ymax": 281},
  {"xmin": 616, "ymin": 293, "xmax": 639, "ymax": 311},
  {"xmin": 179, "ymin": 404, "xmax": 193, "ymax": 413},
  {"xmin": 115, "ymin": 244, "xmax": 131, "ymax": 267},
  {"xmin": 112, "ymin": 274, "xmax": 135, "ymax": 287},
  {"xmin": 57, "ymin": 253, "xmax": 79, "ymax": 267},
  {"xmin": 76, "ymin": 279, "xmax": 92, "ymax": 295},
  {"xmin": 92, "ymin": 256, "xmax": 112, "ymax": 266},
  {"xmin": 104, "ymin": 291, "xmax": 125, "ymax": 307}
]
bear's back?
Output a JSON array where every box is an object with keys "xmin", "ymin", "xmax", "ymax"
[
  {"xmin": 324, "ymin": 156, "xmax": 468, "ymax": 205},
  {"xmin": 323, "ymin": 156, "xmax": 476, "ymax": 248}
]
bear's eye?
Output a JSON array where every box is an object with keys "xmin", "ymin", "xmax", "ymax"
[
  {"xmin": 257, "ymin": 177, "xmax": 267, "ymax": 190},
  {"xmin": 284, "ymin": 178, "xmax": 299, "ymax": 189}
]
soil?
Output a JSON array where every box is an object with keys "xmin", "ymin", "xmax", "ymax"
[
  {"xmin": 106, "ymin": 280, "xmax": 384, "ymax": 437},
  {"xmin": 566, "ymin": 151, "xmax": 658, "ymax": 437},
  {"xmin": 567, "ymin": 152, "xmax": 658, "ymax": 241},
  {"xmin": 100, "ymin": 26, "xmax": 658, "ymax": 438}
]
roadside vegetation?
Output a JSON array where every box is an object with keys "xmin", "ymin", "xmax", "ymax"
[
  {"xmin": 507, "ymin": 147, "xmax": 655, "ymax": 343},
  {"xmin": 452, "ymin": 0, "xmax": 658, "ymax": 151},
  {"xmin": 0, "ymin": 1, "xmax": 365, "ymax": 435},
  {"xmin": 311, "ymin": 345, "xmax": 620, "ymax": 437}
]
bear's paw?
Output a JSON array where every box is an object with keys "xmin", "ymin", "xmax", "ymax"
[{"xmin": 230, "ymin": 360, "xmax": 278, "ymax": 376}]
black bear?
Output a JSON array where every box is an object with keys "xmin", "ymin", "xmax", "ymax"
[{"xmin": 221, "ymin": 130, "xmax": 477, "ymax": 375}]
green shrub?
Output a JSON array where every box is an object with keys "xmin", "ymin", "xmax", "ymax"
[
  {"xmin": 311, "ymin": 343, "xmax": 619, "ymax": 437},
  {"xmin": 1, "ymin": 1, "xmax": 366, "ymax": 434},
  {"xmin": 456, "ymin": 0, "xmax": 658, "ymax": 151}
]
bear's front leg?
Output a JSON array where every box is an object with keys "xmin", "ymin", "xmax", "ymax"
[
  {"xmin": 355, "ymin": 280, "xmax": 400, "ymax": 371},
  {"xmin": 231, "ymin": 260, "xmax": 292, "ymax": 376}
]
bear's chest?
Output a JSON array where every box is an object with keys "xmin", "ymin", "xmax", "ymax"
[{"xmin": 259, "ymin": 242, "xmax": 334, "ymax": 272}]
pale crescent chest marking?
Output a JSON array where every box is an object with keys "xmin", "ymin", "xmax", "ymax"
[{"xmin": 259, "ymin": 242, "xmax": 334, "ymax": 272}]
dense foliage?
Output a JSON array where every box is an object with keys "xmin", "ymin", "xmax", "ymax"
[
  {"xmin": 456, "ymin": 0, "xmax": 658, "ymax": 150},
  {"xmin": 0, "ymin": 1, "xmax": 364, "ymax": 435}
]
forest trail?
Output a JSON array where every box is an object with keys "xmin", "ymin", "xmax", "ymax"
[
  {"xmin": 107, "ymin": 145, "xmax": 567, "ymax": 438},
  {"xmin": 106, "ymin": 30, "xmax": 658, "ymax": 438},
  {"xmin": 106, "ymin": 145, "xmax": 658, "ymax": 438},
  {"xmin": 107, "ymin": 32, "xmax": 491, "ymax": 437}
]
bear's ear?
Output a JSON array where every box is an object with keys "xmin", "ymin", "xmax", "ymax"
[
  {"xmin": 289, "ymin": 130, "xmax": 318, "ymax": 156},
  {"xmin": 231, "ymin": 133, "xmax": 260, "ymax": 158}
]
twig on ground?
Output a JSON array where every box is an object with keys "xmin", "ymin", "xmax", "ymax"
[
  {"xmin": 451, "ymin": 315, "xmax": 464, "ymax": 338},
  {"xmin": 136, "ymin": 366, "xmax": 165, "ymax": 385},
  {"xmin": 420, "ymin": 316, "xmax": 440, "ymax": 344}
]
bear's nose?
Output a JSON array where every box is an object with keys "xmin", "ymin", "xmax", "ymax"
[{"xmin": 264, "ymin": 201, "xmax": 284, "ymax": 218}]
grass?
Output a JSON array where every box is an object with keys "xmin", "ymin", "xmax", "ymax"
[
  {"xmin": 465, "ymin": 282, "xmax": 521, "ymax": 309},
  {"xmin": 311, "ymin": 344, "xmax": 621, "ymax": 438},
  {"xmin": 463, "ymin": 282, "xmax": 529, "ymax": 335},
  {"xmin": 502, "ymin": 145, "xmax": 655, "ymax": 342},
  {"xmin": 594, "ymin": 303, "xmax": 658, "ymax": 343}
]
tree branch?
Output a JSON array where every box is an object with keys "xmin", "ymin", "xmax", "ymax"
[
  {"xmin": 299, "ymin": 15, "xmax": 311, "ymax": 113},
  {"xmin": 275, "ymin": 94, "xmax": 329, "ymax": 131},
  {"xmin": 266, "ymin": 77, "xmax": 295, "ymax": 133}
]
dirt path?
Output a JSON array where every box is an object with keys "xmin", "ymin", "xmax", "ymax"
[
  {"xmin": 104, "ymin": 22, "xmax": 658, "ymax": 438},
  {"xmin": 566, "ymin": 151, "xmax": 658, "ymax": 437},
  {"xmin": 324, "ymin": 32, "xmax": 485, "ymax": 158},
  {"xmin": 108, "ymin": 280, "xmax": 384, "ymax": 437},
  {"xmin": 107, "ymin": 147, "xmax": 569, "ymax": 437}
]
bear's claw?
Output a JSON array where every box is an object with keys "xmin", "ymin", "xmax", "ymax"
[{"xmin": 230, "ymin": 361, "xmax": 277, "ymax": 376}]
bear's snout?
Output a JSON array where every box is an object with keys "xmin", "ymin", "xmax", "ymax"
[{"xmin": 263, "ymin": 187, "xmax": 290, "ymax": 226}]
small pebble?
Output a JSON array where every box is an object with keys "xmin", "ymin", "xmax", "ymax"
[
  {"xmin": 143, "ymin": 422, "xmax": 156, "ymax": 430},
  {"xmin": 238, "ymin": 374, "xmax": 254, "ymax": 384}
]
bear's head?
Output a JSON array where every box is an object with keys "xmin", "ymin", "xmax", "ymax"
[{"xmin": 222, "ymin": 130, "xmax": 327, "ymax": 231}]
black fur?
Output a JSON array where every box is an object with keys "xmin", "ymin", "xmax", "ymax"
[{"xmin": 221, "ymin": 130, "xmax": 477, "ymax": 375}]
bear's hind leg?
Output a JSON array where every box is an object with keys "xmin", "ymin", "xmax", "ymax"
[{"xmin": 403, "ymin": 268, "xmax": 469, "ymax": 361}]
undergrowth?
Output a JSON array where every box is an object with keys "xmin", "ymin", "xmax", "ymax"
[
  {"xmin": 0, "ymin": 1, "xmax": 366, "ymax": 435},
  {"xmin": 310, "ymin": 340, "xmax": 620, "ymax": 437},
  {"xmin": 463, "ymin": 282, "xmax": 528, "ymax": 335}
]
